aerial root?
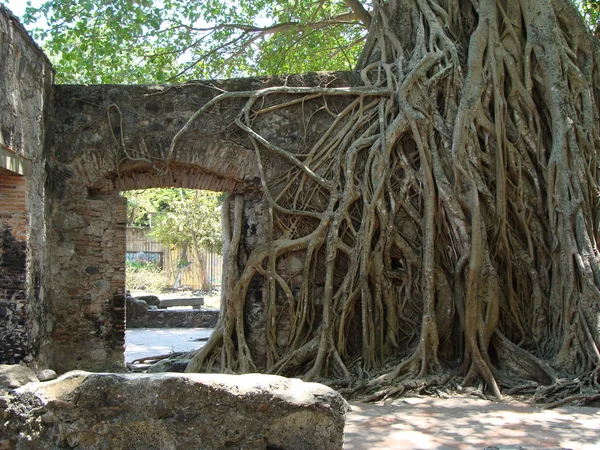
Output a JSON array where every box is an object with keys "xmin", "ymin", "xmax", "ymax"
[
  {"xmin": 179, "ymin": 0, "xmax": 600, "ymax": 408},
  {"xmin": 353, "ymin": 372, "xmax": 456, "ymax": 403}
]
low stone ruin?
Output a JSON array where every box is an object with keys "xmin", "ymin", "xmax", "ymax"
[
  {"xmin": 125, "ymin": 294, "xmax": 219, "ymax": 328},
  {"xmin": 1, "ymin": 369, "xmax": 348, "ymax": 450}
]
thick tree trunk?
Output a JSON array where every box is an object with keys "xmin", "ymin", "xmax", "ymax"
[{"xmin": 187, "ymin": 0, "xmax": 600, "ymax": 405}]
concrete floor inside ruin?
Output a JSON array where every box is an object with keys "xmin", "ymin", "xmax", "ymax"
[{"xmin": 125, "ymin": 327, "xmax": 213, "ymax": 363}]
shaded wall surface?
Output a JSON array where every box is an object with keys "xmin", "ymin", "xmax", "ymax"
[{"xmin": 0, "ymin": 6, "xmax": 53, "ymax": 366}]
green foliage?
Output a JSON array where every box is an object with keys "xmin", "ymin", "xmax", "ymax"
[
  {"xmin": 151, "ymin": 189, "xmax": 223, "ymax": 253},
  {"xmin": 574, "ymin": 0, "xmax": 600, "ymax": 27},
  {"xmin": 121, "ymin": 188, "xmax": 223, "ymax": 252},
  {"xmin": 123, "ymin": 189, "xmax": 180, "ymax": 227},
  {"xmin": 23, "ymin": 0, "xmax": 367, "ymax": 83},
  {"xmin": 18, "ymin": 0, "xmax": 599, "ymax": 84}
]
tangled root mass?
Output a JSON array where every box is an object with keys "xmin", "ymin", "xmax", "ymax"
[{"xmin": 184, "ymin": 0, "xmax": 600, "ymax": 406}]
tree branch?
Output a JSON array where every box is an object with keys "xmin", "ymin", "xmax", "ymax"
[
  {"xmin": 344, "ymin": 0, "xmax": 372, "ymax": 28},
  {"xmin": 170, "ymin": 12, "xmax": 359, "ymax": 35}
]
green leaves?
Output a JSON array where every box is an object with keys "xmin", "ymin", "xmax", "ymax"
[
  {"xmin": 572, "ymin": 0, "xmax": 600, "ymax": 28},
  {"xmin": 122, "ymin": 188, "xmax": 223, "ymax": 253},
  {"xmin": 23, "ymin": 0, "xmax": 369, "ymax": 83}
]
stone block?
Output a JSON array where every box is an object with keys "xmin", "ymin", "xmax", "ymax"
[
  {"xmin": 35, "ymin": 369, "xmax": 57, "ymax": 382},
  {"xmin": 133, "ymin": 295, "xmax": 160, "ymax": 307},
  {"xmin": 5, "ymin": 371, "xmax": 348, "ymax": 450},
  {"xmin": 159, "ymin": 297, "xmax": 204, "ymax": 309}
]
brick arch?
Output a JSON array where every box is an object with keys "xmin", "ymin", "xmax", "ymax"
[
  {"xmin": 54, "ymin": 83, "xmax": 260, "ymax": 197},
  {"xmin": 70, "ymin": 146, "xmax": 259, "ymax": 196},
  {"xmin": 114, "ymin": 162, "xmax": 246, "ymax": 194}
]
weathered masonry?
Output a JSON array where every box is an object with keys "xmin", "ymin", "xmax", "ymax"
[
  {"xmin": 0, "ymin": 6, "xmax": 360, "ymax": 373},
  {"xmin": 0, "ymin": 7, "xmax": 53, "ymax": 367}
]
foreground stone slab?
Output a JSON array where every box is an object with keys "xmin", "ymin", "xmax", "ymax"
[{"xmin": 1, "ymin": 371, "xmax": 348, "ymax": 450}]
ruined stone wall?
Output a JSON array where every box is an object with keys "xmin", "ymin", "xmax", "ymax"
[
  {"xmin": 0, "ymin": 6, "xmax": 53, "ymax": 367},
  {"xmin": 46, "ymin": 184, "xmax": 128, "ymax": 373},
  {"xmin": 47, "ymin": 73, "xmax": 360, "ymax": 372},
  {"xmin": 47, "ymin": 81, "xmax": 261, "ymax": 372},
  {"xmin": 0, "ymin": 8, "xmax": 367, "ymax": 373},
  {"xmin": 0, "ymin": 172, "xmax": 28, "ymax": 364}
]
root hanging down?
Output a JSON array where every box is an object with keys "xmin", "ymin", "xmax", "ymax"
[{"xmin": 182, "ymin": 0, "xmax": 600, "ymax": 407}]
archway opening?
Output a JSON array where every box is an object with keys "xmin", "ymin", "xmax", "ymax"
[{"xmin": 121, "ymin": 186, "xmax": 225, "ymax": 372}]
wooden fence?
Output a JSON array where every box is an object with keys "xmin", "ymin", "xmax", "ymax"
[{"xmin": 126, "ymin": 227, "xmax": 222, "ymax": 290}]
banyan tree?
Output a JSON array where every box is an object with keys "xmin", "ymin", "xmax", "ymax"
[{"xmin": 175, "ymin": 0, "xmax": 600, "ymax": 405}]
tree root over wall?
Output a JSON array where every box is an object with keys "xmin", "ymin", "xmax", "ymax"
[{"xmin": 180, "ymin": 0, "xmax": 600, "ymax": 407}]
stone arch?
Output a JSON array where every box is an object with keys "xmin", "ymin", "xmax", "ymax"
[
  {"xmin": 1, "ymin": 7, "xmax": 361, "ymax": 373},
  {"xmin": 46, "ymin": 83, "xmax": 266, "ymax": 372},
  {"xmin": 45, "ymin": 72, "xmax": 358, "ymax": 372}
]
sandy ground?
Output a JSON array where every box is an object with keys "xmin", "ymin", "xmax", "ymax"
[
  {"xmin": 345, "ymin": 397, "xmax": 600, "ymax": 450},
  {"xmin": 124, "ymin": 328, "xmax": 600, "ymax": 449}
]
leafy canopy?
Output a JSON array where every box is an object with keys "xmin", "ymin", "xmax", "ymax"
[
  {"xmin": 23, "ymin": 0, "xmax": 597, "ymax": 84},
  {"xmin": 125, "ymin": 188, "xmax": 180, "ymax": 227},
  {"xmin": 123, "ymin": 188, "xmax": 223, "ymax": 253},
  {"xmin": 24, "ymin": 0, "xmax": 368, "ymax": 83}
]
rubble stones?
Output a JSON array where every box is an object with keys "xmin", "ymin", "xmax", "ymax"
[
  {"xmin": 133, "ymin": 295, "xmax": 160, "ymax": 307},
  {"xmin": 125, "ymin": 296, "xmax": 148, "ymax": 321},
  {"xmin": 125, "ymin": 295, "xmax": 219, "ymax": 328},
  {"xmin": 35, "ymin": 369, "xmax": 57, "ymax": 382}
]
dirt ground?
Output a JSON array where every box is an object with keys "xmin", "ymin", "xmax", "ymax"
[
  {"xmin": 344, "ymin": 396, "xmax": 599, "ymax": 450},
  {"xmin": 126, "ymin": 292, "xmax": 599, "ymax": 449}
]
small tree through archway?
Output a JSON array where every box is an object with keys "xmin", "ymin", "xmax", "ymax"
[
  {"xmin": 121, "ymin": 187, "xmax": 224, "ymax": 367},
  {"xmin": 124, "ymin": 188, "xmax": 223, "ymax": 293}
]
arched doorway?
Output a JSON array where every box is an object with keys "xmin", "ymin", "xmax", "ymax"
[
  {"xmin": 121, "ymin": 186, "xmax": 223, "ymax": 370},
  {"xmin": 46, "ymin": 81, "xmax": 263, "ymax": 372}
]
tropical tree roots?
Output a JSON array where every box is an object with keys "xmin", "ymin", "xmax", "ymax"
[{"xmin": 180, "ymin": 0, "xmax": 600, "ymax": 407}]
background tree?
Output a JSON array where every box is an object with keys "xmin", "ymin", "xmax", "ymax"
[
  {"xmin": 23, "ymin": 0, "xmax": 600, "ymax": 406},
  {"xmin": 124, "ymin": 188, "xmax": 181, "ymax": 226},
  {"xmin": 23, "ymin": 0, "xmax": 368, "ymax": 83},
  {"xmin": 123, "ymin": 188, "xmax": 222, "ymax": 290}
]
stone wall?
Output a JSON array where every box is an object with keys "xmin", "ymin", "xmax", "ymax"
[
  {"xmin": 0, "ymin": 6, "xmax": 53, "ymax": 367},
  {"xmin": 46, "ymin": 183, "xmax": 128, "ymax": 373},
  {"xmin": 45, "ymin": 73, "xmax": 361, "ymax": 372},
  {"xmin": 126, "ymin": 299, "xmax": 219, "ymax": 328}
]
